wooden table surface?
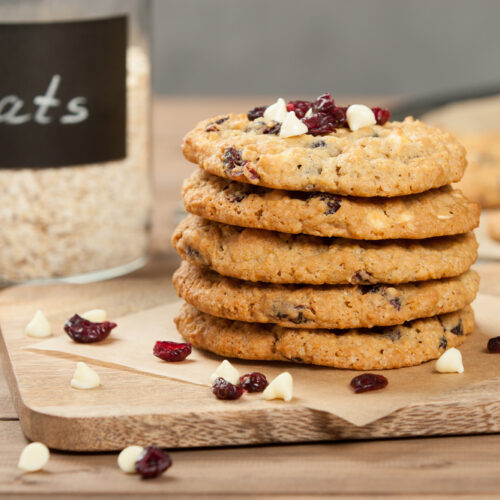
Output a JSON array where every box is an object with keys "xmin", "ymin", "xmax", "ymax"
[{"xmin": 1, "ymin": 97, "xmax": 500, "ymax": 499}]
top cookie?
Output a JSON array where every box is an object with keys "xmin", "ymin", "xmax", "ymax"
[{"xmin": 182, "ymin": 114, "xmax": 467, "ymax": 197}]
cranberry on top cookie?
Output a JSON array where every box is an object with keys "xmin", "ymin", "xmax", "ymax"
[{"xmin": 182, "ymin": 93, "xmax": 467, "ymax": 197}]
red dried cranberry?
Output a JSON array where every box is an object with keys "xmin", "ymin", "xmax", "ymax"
[
  {"xmin": 223, "ymin": 147, "xmax": 247, "ymax": 178},
  {"xmin": 330, "ymin": 106, "xmax": 348, "ymax": 127},
  {"xmin": 227, "ymin": 192, "xmax": 247, "ymax": 203},
  {"xmin": 389, "ymin": 297, "xmax": 402, "ymax": 311},
  {"xmin": 246, "ymin": 165, "xmax": 260, "ymax": 180},
  {"xmin": 350, "ymin": 373, "xmax": 388, "ymax": 393},
  {"xmin": 250, "ymin": 95, "xmax": 390, "ymax": 136},
  {"xmin": 154, "ymin": 341, "xmax": 192, "ymax": 362},
  {"xmin": 247, "ymin": 105, "xmax": 267, "ymax": 121},
  {"xmin": 239, "ymin": 372, "xmax": 268, "ymax": 392},
  {"xmin": 212, "ymin": 377, "xmax": 245, "ymax": 400},
  {"xmin": 135, "ymin": 446, "xmax": 172, "ymax": 479},
  {"xmin": 372, "ymin": 107, "xmax": 391, "ymax": 125},
  {"xmin": 262, "ymin": 122, "xmax": 281, "ymax": 135},
  {"xmin": 286, "ymin": 100, "xmax": 313, "ymax": 119},
  {"xmin": 64, "ymin": 314, "xmax": 117, "ymax": 343},
  {"xmin": 318, "ymin": 193, "xmax": 341, "ymax": 215},
  {"xmin": 451, "ymin": 320, "xmax": 463, "ymax": 336},
  {"xmin": 487, "ymin": 336, "xmax": 500, "ymax": 353},
  {"xmin": 302, "ymin": 113, "xmax": 336, "ymax": 136},
  {"xmin": 313, "ymin": 93, "xmax": 335, "ymax": 114}
]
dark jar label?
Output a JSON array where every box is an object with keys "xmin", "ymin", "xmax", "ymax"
[{"xmin": 0, "ymin": 16, "xmax": 127, "ymax": 168}]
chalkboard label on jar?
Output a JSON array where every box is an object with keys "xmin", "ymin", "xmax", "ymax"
[{"xmin": 0, "ymin": 16, "xmax": 126, "ymax": 168}]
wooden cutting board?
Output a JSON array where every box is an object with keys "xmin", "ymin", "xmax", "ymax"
[{"xmin": 2, "ymin": 261, "xmax": 500, "ymax": 452}]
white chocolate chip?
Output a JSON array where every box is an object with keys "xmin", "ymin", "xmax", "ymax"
[
  {"xmin": 435, "ymin": 347, "xmax": 464, "ymax": 374},
  {"xmin": 263, "ymin": 372, "xmax": 293, "ymax": 402},
  {"xmin": 397, "ymin": 212, "xmax": 413, "ymax": 223},
  {"xmin": 210, "ymin": 359, "xmax": 240, "ymax": 385},
  {"xmin": 71, "ymin": 362, "xmax": 101, "ymax": 389},
  {"xmin": 18, "ymin": 442, "xmax": 50, "ymax": 472},
  {"xmin": 304, "ymin": 107, "xmax": 313, "ymax": 118},
  {"xmin": 25, "ymin": 310, "xmax": 52, "ymax": 338},
  {"xmin": 367, "ymin": 212, "xmax": 387, "ymax": 230},
  {"xmin": 263, "ymin": 97, "xmax": 288, "ymax": 123},
  {"xmin": 81, "ymin": 309, "xmax": 107, "ymax": 322},
  {"xmin": 346, "ymin": 104, "xmax": 376, "ymax": 131},
  {"xmin": 117, "ymin": 445, "xmax": 144, "ymax": 473},
  {"xmin": 279, "ymin": 111, "xmax": 308, "ymax": 138},
  {"xmin": 436, "ymin": 214, "xmax": 453, "ymax": 220}
]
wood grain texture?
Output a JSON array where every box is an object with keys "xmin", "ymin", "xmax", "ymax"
[{"xmin": 1, "ymin": 418, "xmax": 500, "ymax": 498}]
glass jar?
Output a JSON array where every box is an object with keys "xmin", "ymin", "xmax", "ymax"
[{"xmin": 0, "ymin": 0, "xmax": 151, "ymax": 284}]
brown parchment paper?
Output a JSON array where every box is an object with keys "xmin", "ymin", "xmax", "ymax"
[{"xmin": 27, "ymin": 293, "xmax": 500, "ymax": 427}]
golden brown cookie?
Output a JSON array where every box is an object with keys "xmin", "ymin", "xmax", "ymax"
[
  {"xmin": 423, "ymin": 96, "xmax": 500, "ymax": 207},
  {"xmin": 173, "ymin": 261, "xmax": 479, "ymax": 329},
  {"xmin": 487, "ymin": 209, "xmax": 500, "ymax": 242},
  {"xmin": 182, "ymin": 114, "xmax": 467, "ymax": 197},
  {"xmin": 182, "ymin": 170, "xmax": 480, "ymax": 240},
  {"xmin": 175, "ymin": 303, "xmax": 474, "ymax": 370},
  {"xmin": 455, "ymin": 133, "xmax": 500, "ymax": 207},
  {"xmin": 172, "ymin": 215, "xmax": 478, "ymax": 284}
]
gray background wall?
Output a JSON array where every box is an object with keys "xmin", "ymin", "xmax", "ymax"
[{"xmin": 152, "ymin": 0, "xmax": 500, "ymax": 96}]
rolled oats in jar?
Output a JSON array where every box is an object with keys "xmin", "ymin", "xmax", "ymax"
[{"xmin": 0, "ymin": 1, "xmax": 151, "ymax": 283}]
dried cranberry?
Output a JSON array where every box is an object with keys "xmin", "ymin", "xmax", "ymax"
[
  {"xmin": 302, "ymin": 113, "xmax": 336, "ymax": 136},
  {"xmin": 487, "ymin": 336, "xmax": 500, "ymax": 353},
  {"xmin": 352, "ymin": 270, "xmax": 373, "ymax": 283},
  {"xmin": 350, "ymin": 373, "xmax": 388, "ymax": 393},
  {"xmin": 372, "ymin": 107, "xmax": 391, "ymax": 125},
  {"xmin": 247, "ymin": 105, "xmax": 267, "ymax": 121},
  {"xmin": 185, "ymin": 245, "xmax": 204, "ymax": 263},
  {"xmin": 286, "ymin": 100, "xmax": 313, "ymax": 119},
  {"xmin": 135, "ymin": 446, "xmax": 172, "ymax": 479},
  {"xmin": 239, "ymin": 372, "xmax": 269, "ymax": 392},
  {"xmin": 154, "ymin": 341, "xmax": 192, "ymax": 362},
  {"xmin": 330, "ymin": 106, "xmax": 348, "ymax": 127},
  {"xmin": 389, "ymin": 298, "xmax": 402, "ymax": 310},
  {"xmin": 313, "ymin": 93, "xmax": 335, "ymax": 114},
  {"xmin": 227, "ymin": 192, "xmax": 247, "ymax": 203},
  {"xmin": 246, "ymin": 165, "xmax": 260, "ymax": 180},
  {"xmin": 64, "ymin": 314, "xmax": 117, "ymax": 343},
  {"xmin": 318, "ymin": 193, "xmax": 341, "ymax": 215},
  {"xmin": 439, "ymin": 336, "xmax": 448, "ymax": 350},
  {"xmin": 212, "ymin": 377, "xmax": 245, "ymax": 400},
  {"xmin": 205, "ymin": 125, "xmax": 218, "ymax": 132},
  {"xmin": 451, "ymin": 320, "xmax": 463, "ymax": 336},
  {"xmin": 223, "ymin": 147, "xmax": 247, "ymax": 178},
  {"xmin": 262, "ymin": 122, "xmax": 281, "ymax": 135}
]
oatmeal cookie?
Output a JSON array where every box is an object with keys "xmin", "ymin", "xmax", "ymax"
[
  {"xmin": 182, "ymin": 114, "xmax": 466, "ymax": 197},
  {"xmin": 175, "ymin": 303, "xmax": 474, "ymax": 370},
  {"xmin": 454, "ymin": 133, "xmax": 500, "ymax": 207},
  {"xmin": 423, "ymin": 95, "xmax": 500, "ymax": 207},
  {"xmin": 173, "ymin": 261, "xmax": 479, "ymax": 329},
  {"xmin": 487, "ymin": 209, "xmax": 500, "ymax": 242},
  {"xmin": 172, "ymin": 215, "xmax": 478, "ymax": 284},
  {"xmin": 182, "ymin": 170, "xmax": 480, "ymax": 240}
]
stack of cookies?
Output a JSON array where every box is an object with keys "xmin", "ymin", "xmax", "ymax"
[{"xmin": 172, "ymin": 95, "xmax": 480, "ymax": 370}]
